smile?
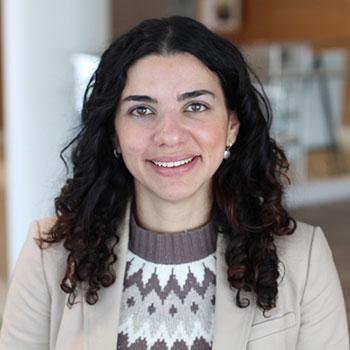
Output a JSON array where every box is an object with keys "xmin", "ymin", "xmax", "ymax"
[{"xmin": 152, "ymin": 157, "xmax": 194, "ymax": 168}]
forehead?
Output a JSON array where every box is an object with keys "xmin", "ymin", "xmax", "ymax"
[{"xmin": 121, "ymin": 53, "xmax": 222, "ymax": 96}]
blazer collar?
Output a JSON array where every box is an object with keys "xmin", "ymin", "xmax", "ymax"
[{"xmin": 83, "ymin": 202, "xmax": 256, "ymax": 350}]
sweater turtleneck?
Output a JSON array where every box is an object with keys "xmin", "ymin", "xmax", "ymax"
[{"xmin": 129, "ymin": 214, "xmax": 217, "ymax": 264}]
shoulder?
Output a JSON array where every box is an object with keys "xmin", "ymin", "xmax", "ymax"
[
  {"xmin": 17, "ymin": 216, "xmax": 57, "ymax": 261},
  {"xmin": 274, "ymin": 220, "xmax": 331, "ymax": 265},
  {"xmin": 35, "ymin": 216, "xmax": 57, "ymax": 233},
  {"xmin": 274, "ymin": 220, "xmax": 336, "ymax": 299},
  {"xmin": 27, "ymin": 216, "xmax": 57, "ymax": 240},
  {"xmin": 24, "ymin": 216, "xmax": 67, "ymax": 260},
  {"xmin": 20, "ymin": 217, "xmax": 68, "ymax": 293}
]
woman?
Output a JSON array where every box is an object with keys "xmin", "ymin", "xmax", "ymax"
[{"xmin": 0, "ymin": 16, "xmax": 348, "ymax": 350}]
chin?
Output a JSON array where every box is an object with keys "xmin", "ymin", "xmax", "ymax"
[
  {"xmin": 155, "ymin": 190, "xmax": 197, "ymax": 203},
  {"xmin": 152, "ymin": 182, "xmax": 210, "ymax": 204}
]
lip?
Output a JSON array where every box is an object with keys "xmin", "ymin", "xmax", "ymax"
[
  {"xmin": 147, "ymin": 155, "xmax": 200, "ymax": 177},
  {"xmin": 149, "ymin": 154, "xmax": 198, "ymax": 162}
]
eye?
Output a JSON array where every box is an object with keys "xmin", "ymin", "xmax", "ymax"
[
  {"xmin": 185, "ymin": 102, "xmax": 208, "ymax": 113},
  {"xmin": 129, "ymin": 105, "xmax": 154, "ymax": 117}
]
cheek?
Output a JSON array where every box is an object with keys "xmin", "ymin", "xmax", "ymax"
[
  {"xmin": 197, "ymin": 121, "xmax": 228, "ymax": 153},
  {"xmin": 115, "ymin": 122, "xmax": 147, "ymax": 177},
  {"xmin": 115, "ymin": 120, "xmax": 149, "ymax": 156},
  {"xmin": 194, "ymin": 120, "xmax": 228, "ymax": 173}
]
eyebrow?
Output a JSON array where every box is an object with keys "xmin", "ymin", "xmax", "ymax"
[
  {"xmin": 177, "ymin": 89, "xmax": 216, "ymax": 101},
  {"xmin": 121, "ymin": 95, "xmax": 158, "ymax": 103},
  {"xmin": 121, "ymin": 89, "xmax": 215, "ymax": 104}
]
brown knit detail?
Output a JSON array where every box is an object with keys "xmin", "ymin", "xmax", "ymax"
[{"xmin": 129, "ymin": 215, "xmax": 217, "ymax": 264}]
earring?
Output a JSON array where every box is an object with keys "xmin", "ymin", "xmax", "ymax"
[
  {"xmin": 113, "ymin": 149, "xmax": 120, "ymax": 159},
  {"xmin": 223, "ymin": 145, "xmax": 232, "ymax": 159}
]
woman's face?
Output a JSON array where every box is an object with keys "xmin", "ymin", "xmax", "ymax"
[{"xmin": 114, "ymin": 53, "xmax": 239, "ymax": 204}]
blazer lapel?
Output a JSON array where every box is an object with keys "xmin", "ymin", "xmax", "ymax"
[
  {"xmin": 84, "ymin": 202, "xmax": 131, "ymax": 350},
  {"xmin": 212, "ymin": 234, "xmax": 256, "ymax": 350}
]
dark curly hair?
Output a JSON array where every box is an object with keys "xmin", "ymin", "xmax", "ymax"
[{"xmin": 38, "ymin": 16, "xmax": 296, "ymax": 311}]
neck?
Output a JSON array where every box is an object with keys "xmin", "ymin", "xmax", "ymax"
[{"xmin": 133, "ymin": 190, "xmax": 213, "ymax": 233}]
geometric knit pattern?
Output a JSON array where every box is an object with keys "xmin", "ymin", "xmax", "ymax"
[
  {"xmin": 116, "ymin": 251, "xmax": 216, "ymax": 349},
  {"xmin": 116, "ymin": 216, "xmax": 217, "ymax": 350}
]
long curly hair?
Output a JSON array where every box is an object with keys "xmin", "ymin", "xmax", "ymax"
[{"xmin": 39, "ymin": 16, "xmax": 296, "ymax": 311}]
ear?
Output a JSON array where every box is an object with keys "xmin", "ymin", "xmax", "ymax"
[{"xmin": 226, "ymin": 110, "xmax": 240, "ymax": 146}]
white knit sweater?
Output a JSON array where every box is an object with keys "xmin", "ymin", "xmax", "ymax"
[{"xmin": 116, "ymin": 216, "xmax": 217, "ymax": 349}]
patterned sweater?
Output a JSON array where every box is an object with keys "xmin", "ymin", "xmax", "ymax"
[{"xmin": 116, "ymin": 216, "xmax": 217, "ymax": 350}]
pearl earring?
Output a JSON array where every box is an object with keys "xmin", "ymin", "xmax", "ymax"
[
  {"xmin": 113, "ymin": 149, "xmax": 120, "ymax": 159},
  {"xmin": 223, "ymin": 145, "xmax": 232, "ymax": 159}
]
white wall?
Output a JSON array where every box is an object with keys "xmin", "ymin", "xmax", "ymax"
[{"xmin": 2, "ymin": 0, "xmax": 111, "ymax": 275}]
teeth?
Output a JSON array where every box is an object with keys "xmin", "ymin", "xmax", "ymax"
[{"xmin": 153, "ymin": 157, "xmax": 194, "ymax": 168}]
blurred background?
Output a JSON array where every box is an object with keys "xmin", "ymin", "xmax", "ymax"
[{"xmin": 0, "ymin": 0, "xmax": 349, "ymax": 329}]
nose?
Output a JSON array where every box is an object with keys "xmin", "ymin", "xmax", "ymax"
[{"xmin": 152, "ymin": 112, "xmax": 186, "ymax": 147}]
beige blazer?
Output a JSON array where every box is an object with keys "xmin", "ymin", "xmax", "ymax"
[{"xmin": 0, "ymin": 204, "xmax": 349, "ymax": 350}]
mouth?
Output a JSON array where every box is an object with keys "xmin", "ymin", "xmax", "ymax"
[
  {"xmin": 148, "ymin": 155, "xmax": 200, "ymax": 176},
  {"xmin": 151, "ymin": 156, "xmax": 195, "ymax": 168}
]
